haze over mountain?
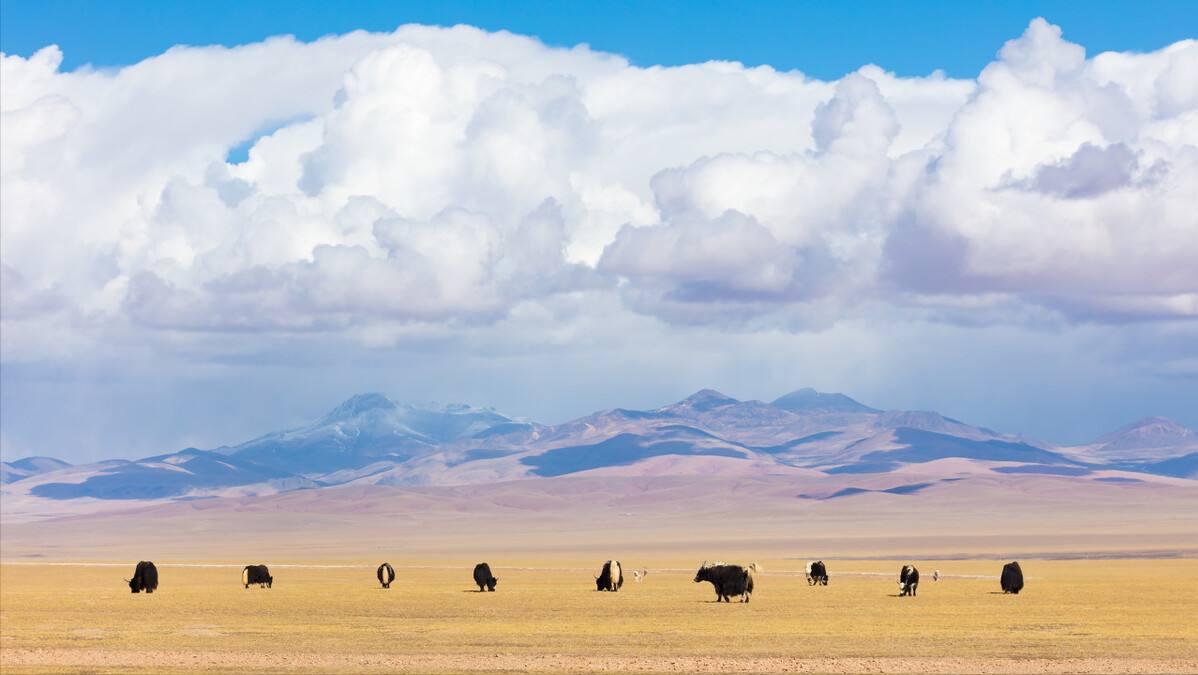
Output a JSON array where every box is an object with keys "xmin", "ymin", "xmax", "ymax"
[
  {"xmin": 3, "ymin": 388, "xmax": 1195, "ymax": 517},
  {"xmin": 771, "ymin": 388, "xmax": 881, "ymax": 414},
  {"xmin": 227, "ymin": 393, "xmax": 517, "ymax": 475},
  {"xmin": 1090, "ymin": 417, "xmax": 1198, "ymax": 461}
]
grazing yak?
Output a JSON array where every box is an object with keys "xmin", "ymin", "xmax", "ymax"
[
  {"xmin": 595, "ymin": 560, "xmax": 624, "ymax": 592},
  {"xmin": 694, "ymin": 561, "xmax": 758, "ymax": 603},
  {"xmin": 126, "ymin": 561, "xmax": 158, "ymax": 594},
  {"xmin": 377, "ymin": 562, "xmax": 396, "ymax": 589},
  {"xmin": 242, "ymin": 564, "xmax": 273, "ymax": 589},
  {"xmin": 898, "ymin": 565, "xmax": 919, "ymax": 597},
  {"xmin": 805, "ymin": 561, "xmax": 829, "ymax": 586},
  {"xmin": 473, "ymin": 562, "xmax": 498, "ymax": 592},
  {"xmin": 1001, "ymin": 561, "xmax": 1024, "ymax": 594}
]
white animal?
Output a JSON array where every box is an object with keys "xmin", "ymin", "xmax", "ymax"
[
  {"xmin": 632, "ymin": 568, "xmax": 648, "ymax": 583},
  {"xmin": 933, "ymin": 570, "xmax": 940, "ymax": 581}
]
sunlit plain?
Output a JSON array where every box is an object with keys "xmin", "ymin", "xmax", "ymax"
[{"xmin": 2, "ymin": 558, "xmax": 1196, "ymax": 673}]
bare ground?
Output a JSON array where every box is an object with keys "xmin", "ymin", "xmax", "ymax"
[{"xmin": 3, "ymin": 649, "xmax": 1198, "ymax": 674}]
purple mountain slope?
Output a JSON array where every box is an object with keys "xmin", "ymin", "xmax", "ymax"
[{"xmin": 9, "ymin": 389, "xmax": 1196, "ymax": 501}]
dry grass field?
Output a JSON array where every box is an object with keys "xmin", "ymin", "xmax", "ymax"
[
  {"xmin": 2, "ymin": 557, "xmax": 1196, "ymax": 674},
  {"xmin": 4, "ymin": 477, "xmax": 1197, "ymax": 672}
]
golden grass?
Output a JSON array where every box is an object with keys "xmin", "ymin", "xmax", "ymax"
[{"xmin": 2, "ymin": 558, "xmax": 1197, "ymax": 673}]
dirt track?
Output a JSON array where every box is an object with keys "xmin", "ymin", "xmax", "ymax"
[{"xmin": 3, "ymin": 649, "xmax": 1198, "ymax": 674}]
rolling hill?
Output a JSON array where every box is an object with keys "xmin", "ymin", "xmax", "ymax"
[{"xmin": 0, "ymin": 456, "xmax": 71, "ymax": 484}]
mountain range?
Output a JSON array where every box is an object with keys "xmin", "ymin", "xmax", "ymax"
[{"xmin": 3, "ymin": 388, "xmax": 1196, "ymax": 510}]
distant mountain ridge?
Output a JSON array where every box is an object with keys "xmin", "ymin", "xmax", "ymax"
[
  {"xmin": 5, "ymin": 389, "xmax": 1196, "ymax": 503},
  {"xmin": 1, "ymin": 456, "xmax": 72, "ymax": 484},
  {"xmin": 1091, "ymin": 417, "xmax": 1198, "ymax": 461},
  {"xmin": 227, "ymin": 394, "xmax": 517, "ymax": 474},
  {"xmin": 27, "ymin": 449, "xmax": 313, "ymax": 500}
]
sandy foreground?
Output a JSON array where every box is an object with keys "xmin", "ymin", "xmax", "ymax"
[{"xmin": 4, "ymin": 650, "xmax": 1197, "ymax": 674}]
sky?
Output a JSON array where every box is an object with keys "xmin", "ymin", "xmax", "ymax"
[
  {"xmin": 4, "ymin": 1, "xmax": 1198, "ymax": 78},
  {"xmin": 1, "ymin": 3, "xmax": 1196, "ymax": 462}
]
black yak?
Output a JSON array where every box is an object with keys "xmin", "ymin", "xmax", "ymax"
[
  {"xmin": 1001, "ymin": 561, "xmax": 1024, "ymax": 594},
  {"xmin": 594, "ymin": 560, "xmax": 624, "ymax": 592},
  {"xmin": 806, "ymin": 560, "xmax": 828, "ymax": 586},
  {"xmin": 242, "ymin": 564, "xmax": 273, "ymax": 589},
  {"xmin": 377, "ymin": 562, "xmax": 396, "ymax": 589},
  {"xmin": 694, "ymin": 561, "xmax": 757, "ymax": 603},
  {"xmin": 898, "ymin": 565, "xmax": 919, "ymax": 597},
  {"xmin": 126, "ymin": 561, "xmax": 158, "ymax": 594},
  {"xmin": 473, "ymin": 562, "xmax": 497, "ymax": 592}
]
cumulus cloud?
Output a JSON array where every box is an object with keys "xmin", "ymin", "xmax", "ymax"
[
  {"xmin": 881, "ymin": 20, "xmax": 1198, "ymax": 321},
  {"xmin": 2, "ymin": 18, "xmax": 1196, "ymax": 367}
]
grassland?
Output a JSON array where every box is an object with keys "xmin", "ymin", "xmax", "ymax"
[{"xmin": 2, "ymin": 558, "xmax": 1196, "ymax": 673}]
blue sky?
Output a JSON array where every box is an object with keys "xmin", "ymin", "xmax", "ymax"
[
  {"xmin": 3, "ymin": 0, "xmax": 1197, "ymax": 78},
  {"xmin": 1, "ymin": 4, "xmax": 1196, "ymax": 462}
]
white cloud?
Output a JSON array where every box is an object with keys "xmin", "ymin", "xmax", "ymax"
[
  {"xmin": 882, "ymin": 20, "xmax": 1198, "ymax": 321},
  {"xmin": 2, "ymin": 17, "xmax": 1196, "ymax": 369}
]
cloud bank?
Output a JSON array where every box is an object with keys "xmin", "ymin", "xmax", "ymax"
[
  {"xmin": 4, "ymin": 19, "xmax": 1194, "ymax": 346},
  {"xmin": 1, "ymin": 19, "xmax": 1197, "ymax": 459}
]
